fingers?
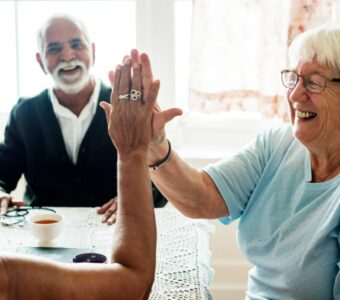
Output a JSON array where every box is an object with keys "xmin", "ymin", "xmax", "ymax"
[
  {"xmin": 0, "ymin": 197, "xmax": 12, "ymax": 216},
  {"xmin": 151, "ymin": 107, "xmax": 183, "ymax": 146},
  {"xmin": 161, "ymin": 107, "xmax": 183, "ymax": 124},
  {"xmin": 122, "ymin": 55, "xmax": 129, "ymax": 63},
  {"xmin": 100, "ymin": 101, "xmax": 111, "ymax": 124},
  {"xmin": 97, "ymin": 198, "xmax": 118, "ymax": 225},
  {"xmin": 140, "ymin": 52, "xmax": 153, "ymax": 79},
  {"xmin": 130, "ymin": 49, "xmax": 140, "ymax": 64},
  {"xmin": 140, "ymin": 52, "xmax": 153, "ymax": 99},
  {"xmin": 111, "ymin": 64, "xmax": 122, "ymax": 107},
  {"xmin": 131, "ymin": 59, "xmax": 142, "ymax": 102},
  {"xmin": 12, "ymin": 199, "xmax": 26, "ymax": 207},
  {"xmin": 108, "ymin": 70, "xmax": 115, "ymax": 87},
  {"xmin": 97, "ymin": 198, "xmax": 115, "ymax": 214},
  {"xmin": 154, "ymin": 107, "xmax": 183, "ymax": 131},
  {"xmin": 145, "ymin": 80, "xmax": 160, "ymax": 109},
  {"xmin": 119, "ymin": 58, "xmax": 132, "ymax": 97},
  {"xmin": 105, "ymin": 214, "xmax": 117, "ymax": 225},
  {"xmin": 154, "ymin": 102, "xmax": 161, "ymax": 112}
]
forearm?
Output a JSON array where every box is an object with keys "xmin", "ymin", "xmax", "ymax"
[
  {"xmin": 0, "ymin": 257, "xmax": 9, "ymax": 300},
  {"xmin": 149, "ymin": 143, "xmax": 228, "ymax": 219},
  {"xmin": 2, "ymin": 255, "xmax": 71, "ymax": 300},
  {"xmin": 111, "ymin": 152, "xmax": 156, "ymax": 277},
  {"xmin": 1, "ymin": 254, "xmax": 146, "ymax": 300}
]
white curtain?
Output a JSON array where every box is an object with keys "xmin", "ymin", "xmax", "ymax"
[{"xmin": 189, "ymin": 0, "xmax": 334, "ymax": 119}]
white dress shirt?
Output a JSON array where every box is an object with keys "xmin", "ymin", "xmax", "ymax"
[{"xmin": 49, "ymin": 78, "xmax": 100, "ymax": 164}]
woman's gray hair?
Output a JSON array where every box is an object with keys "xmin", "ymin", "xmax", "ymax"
[
  {"xmin": 37, "ymin": 14, "xmax": 91, "ymax": 53},
  {"xmin": 288, "ymin": 24, "xmax": 340, "ymax": 73}
]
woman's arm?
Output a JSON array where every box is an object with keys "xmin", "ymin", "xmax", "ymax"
[
  {"xmin": 149, "ymin": 141, "xmax": 229, "ymax": 219},
  {"xmin": 0, "ymin": 49, "xmax": 158, "ymax": 300},
  {"xmin": 138, "ymin": 50, "xmax": 228, "ymax": 219},
  {"xmin": 1, "ymin": 253, "xmax": 151, "ymax": 300}
]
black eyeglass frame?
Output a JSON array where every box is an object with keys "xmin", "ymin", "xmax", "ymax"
[
  {"xmin": 281, "ymin": 69, "xmax": 340, "ymax": 93},
  {"xmin": 4, "ymin": 206, "xmax": 56, "ymax": 218},
  {"xmin": 0, "ymin": 206, "xmax": 57, "ymax": 226}
]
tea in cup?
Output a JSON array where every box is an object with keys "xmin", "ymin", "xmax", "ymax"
[{"xmin": 28, "ymin": 213, "xmax": 63, "ymax": 242}]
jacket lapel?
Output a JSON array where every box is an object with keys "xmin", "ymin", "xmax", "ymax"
[
  {"xmin": 79, "ymin": 82, "xmax": 112, "ymax": 152},
  {"xmin": 35, "ymin": 90, "xmax": 69, "ymax": 159}
]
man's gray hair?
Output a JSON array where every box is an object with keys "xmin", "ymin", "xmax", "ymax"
[
  {"xmin": 37, "ymin": 14, "xmax": 91, "ymax": 53},
  {"xmin": 288, "ymin": 24, "xmax": 340, "ymax": 73}
]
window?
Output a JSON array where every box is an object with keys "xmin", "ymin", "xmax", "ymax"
[
  {"xmin": 0, "ymin": 1, "xmax": 17, "ymax": 114},
  {"xmin": 0, "ymin": 0, "xmax": 282, "ymax": 160},
  {"xmin": 0, "ymin": 0, "xmax": 192, "ymax": 114},
  {"xmin": 17, "ymin": 1, "xmax": 136, "ymax": 99},
  {"xmin": 0, "ymin": 0, "xmax": 136, "ymax": 114}
]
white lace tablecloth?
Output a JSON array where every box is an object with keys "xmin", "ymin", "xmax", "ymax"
[{"xmin": 0, "ymin": 206, "xmax": 215, "ymax": 299}]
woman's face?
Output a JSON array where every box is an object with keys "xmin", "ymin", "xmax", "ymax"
[{"xmin": 287, "ymin": 60, "xmax": 340, "ymax": 151}]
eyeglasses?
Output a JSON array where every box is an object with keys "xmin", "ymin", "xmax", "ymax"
[
  {"xmin": 0, "ymin": 206, "xmax": 56, "ymax": 226},
  {"xmin": 281, "ymin": 69, "xmax": 340, "ymax": 93}
]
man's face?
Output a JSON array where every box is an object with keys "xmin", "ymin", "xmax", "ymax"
[{"xmin": 38, "ymin": 19, "xmax": 94, "ymax": 94}]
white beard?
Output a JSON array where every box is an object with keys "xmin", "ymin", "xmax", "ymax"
[{"xmin": 50, "ymin": 59, "xmax": 92, "ymax": 94}]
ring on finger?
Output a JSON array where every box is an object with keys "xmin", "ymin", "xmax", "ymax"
[
  {"xmin": 130, "ymin": 89, "xmax": 142, "ymax": 101},
  {"xmin": 118, "ymin": 93, "xmax": 130, "ymax": 100}
]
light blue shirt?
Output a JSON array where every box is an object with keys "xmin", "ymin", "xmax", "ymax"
[{"xmin": 204, "ymin": 124, "xmax": 340, "ymax": 300}]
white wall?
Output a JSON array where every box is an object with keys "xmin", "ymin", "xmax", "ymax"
[{"xmin": 185, "ymin": 157, "xmax": 251, "ymax": 300}]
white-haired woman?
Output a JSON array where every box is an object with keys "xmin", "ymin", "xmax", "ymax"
[{"xmin": 145, "ymin": 25, "xmax": 340, "ymax": 299}]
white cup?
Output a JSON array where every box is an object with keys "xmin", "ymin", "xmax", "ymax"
[{"xmin": 28, "ymin": 213, "xmax": 63, "ymax": 243}]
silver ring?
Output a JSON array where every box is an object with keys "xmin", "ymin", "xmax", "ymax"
[
  {"xmin": 130, "ymin": 89, "xmax": 142, "ymax": 101},
  {"xmin": 118, "ymin": 93, "xmax": 130, "ymax": 100}
]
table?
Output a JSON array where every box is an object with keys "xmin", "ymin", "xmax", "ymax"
[{"xmin": 0, "ymin": 206, "xmax": 215, "ymax": 299}]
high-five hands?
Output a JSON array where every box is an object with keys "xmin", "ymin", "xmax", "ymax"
[
  {"xmin": 100, "ymin": 49, "xmax": 160, "ymax": 155},
  {"xmin": 98, "ymin": 49, "xmax": 182, "ymax": 225},
  {"xmin": 106, "ymin": 49, "xmax": 183, "ymax": 148}
]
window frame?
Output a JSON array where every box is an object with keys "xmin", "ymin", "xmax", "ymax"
[
  {"xmin": 1, "ymin": 0, "xmax": 283, "ymax": 160},
  {"xmin": 2, "ymin": 0, "xmax": 178, "ymax": 110}
]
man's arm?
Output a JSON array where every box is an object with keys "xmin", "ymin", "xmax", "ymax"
[{"xmin": 0, "ymin": 102, "xmax": 28, "ymax": 215}]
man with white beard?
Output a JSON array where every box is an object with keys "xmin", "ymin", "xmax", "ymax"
[{"xmin": 0, "ymin": 15, "xmax": 167, "ymax": 223}]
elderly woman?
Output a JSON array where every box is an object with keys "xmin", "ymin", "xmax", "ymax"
[
  {"xmin": 0, "ymin": 50, "xmax": 158, "ymax": 299},
  {"xmin": 144, "ymin": 25, "xmax": 340, "ymax": 299}
]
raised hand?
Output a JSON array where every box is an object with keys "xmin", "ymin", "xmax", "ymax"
[
  {"xmin": 100, "ymin": 49, "xmax": 160, "ymax": 157},
  {"xmin": 106, "ymin": 49, "xmax": 183, "ymax": 151},
  {"xmin": 137, "ymin": 51, "xmax": 183, "ymax": 146}
]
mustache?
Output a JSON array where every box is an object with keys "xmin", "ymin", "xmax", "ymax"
[{"xmin": 55, "ymin": 60, "xmax": 86, "ymax": 74}]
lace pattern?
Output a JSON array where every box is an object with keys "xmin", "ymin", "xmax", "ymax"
[{"xmin": 0, "ymin": 206, "xmax": 214, "ymax": 299}]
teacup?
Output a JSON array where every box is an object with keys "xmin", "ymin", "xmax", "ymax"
[{"xmin": 28, "ymin": 213, "xmax": 63, "ymax": 243}]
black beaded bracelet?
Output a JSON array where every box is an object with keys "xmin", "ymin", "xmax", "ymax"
[{"xmin": 149, "ymin": 140, "xmax": 172, "ymax": 171}]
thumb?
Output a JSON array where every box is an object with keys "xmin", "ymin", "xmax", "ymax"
[
  {"xmin": 99, "ymin": 101, "xmax": 111, "ymax": 124},
  {"xmin": 159, "ymin": 108, "xmax": 183, "ymax": 127},
  {"xmin": 108, "ymin": 70, "xmax": 115, "ymax": 87}
]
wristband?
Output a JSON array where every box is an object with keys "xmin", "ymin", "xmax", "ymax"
[{"xmin": 149, "ymin": 140, "xmax": 172, "ymax": 171}]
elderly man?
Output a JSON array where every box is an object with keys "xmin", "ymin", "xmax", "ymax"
[
  {"xmin": 0, "ymin": 49, "xmax": 158, "ymax": 300},
  {"xmin": 0, "ymin": 15, "xmax": 166, "ymax": 224}
]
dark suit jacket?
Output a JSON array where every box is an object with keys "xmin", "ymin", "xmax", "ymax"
[{"xmin": 0, "ymin": 82, "xmax": 167, "ymax": 207}]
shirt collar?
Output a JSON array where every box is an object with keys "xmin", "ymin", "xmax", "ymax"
[{"xmin": 49, "ymin": 77, "xmax": 100, "ymax": 120}]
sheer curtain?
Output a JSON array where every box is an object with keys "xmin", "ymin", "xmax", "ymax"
[{"xmin": 189, "ymin": 0, "xmax": 334, "ymax": 119}]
